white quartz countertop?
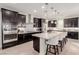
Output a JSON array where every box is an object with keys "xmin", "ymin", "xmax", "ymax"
[
  {"xmin": 18, "ymin": 31, "xmax": 41, "ymax": 34},
  {"xmin": 4, "ymin": 30, "xmax": 17, "ymax": 34},
  {"xmin": 49, "ymin": 28, "xmax": 79, "ymax": 32},
  {"xmin": 3, "ymin": 30, "xmax": 41, "ymax": 34},
  {"xmin": 32, "ymin": 31, "xmax": 66, "ymax": 39}
]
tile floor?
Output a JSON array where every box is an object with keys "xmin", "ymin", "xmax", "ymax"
[
  {"xmin": 60, "ymin": 39, "xmax": 79, "ymax": 55},
  {"xmin": 0, "ymin": 40, "xmax": 38, "ymax": 55},
  {"xmin": 0, "ymin": 39, "xmax": 79, "ymax": 55}
]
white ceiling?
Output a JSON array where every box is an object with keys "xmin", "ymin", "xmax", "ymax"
[{"xmin": 1, "ymin": 3, "xmax": 79, "ymax": 19}]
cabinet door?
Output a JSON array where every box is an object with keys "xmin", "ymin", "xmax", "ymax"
[
  {"xmin": 48, "ymin": 21, "xmax": 51, "ymax": 27},
  {"xmin": 64, "ymin": 19, "xmax": 70, "ymax": 27},
  {"xmin": 33, "ymin": 18, "xmax": 42, "ymax": 27},
  {"xmin": 48, "ymin": 20, "xmax": 57, "ymax": 27},
  {"xmin": 67, "ymin": 32, "xmax": 78, "ymax": 39},
  {"xmin": 73, "ymin": 18, "xmax": 78, "ymax": 27},
  {"xmin": 2, "ymin": 8, "xmax": 18, "ymax": 22},
  {"xmin": 33, "ymin": 18, "xmax": 37, "ymax": 27},
  {"xmin": 64, "ymin": 17, "xmax": 78, "ymax": 27},
  {"xmin": 38, "ymin": 19, "xmax": 42, "ymax": 27},
  {"xmin": 18, "ymin": 14, "xmax": 26, "ymax": 24},
  {"xmin": 33, "ymin": 36, "xmax": 40, "ymax": 52},
  {"xmin": 2, "ymin": 8, "xmax": 18, "ymax": 26}
]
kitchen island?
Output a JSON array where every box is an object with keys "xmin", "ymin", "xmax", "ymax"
[{"xmin": 32, "ymin": 31, "xmax": 66, "ymax": 55}]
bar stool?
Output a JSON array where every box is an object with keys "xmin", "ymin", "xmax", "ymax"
[
  {"xmin": 62, "ymin": 32, "xmax": 67, "ymax": 45},
  {"xmin": 45, "ymin": 37, "xmax": 59, "ymax": 55},
  {"xmin": 58, "ymin": 32, "xmax": 67, "ymax": 51}
]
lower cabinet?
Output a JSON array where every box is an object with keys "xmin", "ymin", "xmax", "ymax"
[
  {"xmin": 2, "ymin": 34, "xmax": 18, "ymax": 49},
  {"xmin": 2, "ymin": 41, "xmax": 18, "ymax": 49},
  {"xmin": 67, "ymin": 32, "xmax": 78, "ymax": 39},
  {"xmin": 2, "ymin": 32, "xmax": 41, "ymax": 49},
  {"xmin": 18, "ymin": 34, "xmax": 32, "ymax": 44},
  {"xmin": 2, "ymin": 34, "xmax": 32, "ymax": 49}
]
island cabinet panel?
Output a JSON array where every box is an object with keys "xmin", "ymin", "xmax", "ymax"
[{"xmin": 32, "ymin": 36, "xmax": 40, "ymax": 52}]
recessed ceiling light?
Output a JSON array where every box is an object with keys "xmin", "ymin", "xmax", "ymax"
[
  {"xmin": 57, "ymin": 12, "xmax": 60, "ymax": 14},
  {"xmin": 44, "ymin": 14, "xmax": 47, "ymax": 17},
  {"xmin": 34, "ymin": 10, "xmax": 37, "ymax": 13},
  {"xmin": 42, "ymin": 6, "xmax": 45, "ymax": 9},
  {"xmin": 51, "ymin": 7, "xmax": 54, "ymax": 10},
  {"xmin": 54, "ymin": 10, "xmax": 57, "ymax": 12}
]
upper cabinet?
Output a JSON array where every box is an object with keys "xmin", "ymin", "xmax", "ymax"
[
  {"xmin": 33, "ymin": 18, "xmax": 45, "ymax": 32},
  {"xmin": 48, "ymin": 20, "xmax": 57, "ymax": 27},
  {"xmin": 64, "ymin": 17, "xmax": 78, "ymax": 27},
  {"xmin": 1, "ymin": 8, "xmax": 26, "ymax": 31},
  {"xmin": 33, "ymin": 18, "xmax": 42, "ymax": 27},
  {"xmin": 18, "ymin": 14, "xmax": 26, "ymax": 24},
  {"xmin": 1, "ymin": 8, "xmax": 18, "ymax": 23}
]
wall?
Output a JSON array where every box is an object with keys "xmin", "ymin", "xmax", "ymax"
[
  {"xmin": 0, "ymin": 11, "xmax": 2, "ymax": 49},
  {"xmin": 47, "ymin": 17, "xmax": 64, "ymax": 30},
  {"xmin": 57, "ymin": 17, "xmax": 64, "ymax": 28}
]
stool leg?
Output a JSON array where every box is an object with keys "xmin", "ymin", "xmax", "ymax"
[
  {"xmin": 60, "ymin": 41, "xmax": 63, "ymax": 52},
  {"xmin": 56, "ymin": 45, "xmax": 59, "ymax": 54},
  {"xmin": 65, "ymin": 38, "xmax": 68, "ymax": 44},
  {"xmin": 62, "ymin": 39, "xmax": 64, "ymax": 47},
  {"xmin": 53, "ymin": 45, "xmax": 56, "ymax": 55},
  {"xmin": 59, "ymin": 40, "xmax": 62, "ymax": 52},
  {"xmin": 63, "ymin": 38, "xmax": 65, "ymax": 44},
  {"xmin": 46, "ymin": 44, "xmax": 49, "ymax": 55},
  {"xmin": 49, "ymin": 45, "xmax": 51, "ymax": 52},
  {"xmin": 65, "ymin": 38, "xmax": 66, "ymax": 44}
]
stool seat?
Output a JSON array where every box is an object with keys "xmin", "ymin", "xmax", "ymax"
[
  {"xmin": 46, "ymin": 41, "xmax": 58, "ymax": 45},
  {"xmin": 45, "ymin": 37, "xmax": 60, "ymax": 55},
  {"xmin": 45, "ymin": 32, "xmax": 67, "ymax": 55},
  {"xmin": 46, "ymin": 37, "xmax": 59, "ymax": 45}
]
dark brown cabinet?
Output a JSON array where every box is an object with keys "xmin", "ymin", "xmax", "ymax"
[
  {"xmin": 48, "ymin": 20, "xmax": 57, "ymax": 27},
  {"xmin": 2, "ymin": 8, "xmax": 18, "ymax": 26},
  {"xmin": 33, "ymin": 18, "xmax": 42, "ymax": 27},
  {"xmin": 1, "ymin": 8, "xmax": 26, "ymax": 49},
  {"xmin": 64, "ymin": 17, "xmax": 78, "ymax": 27},
  {"xmin": 48, "ymin": 21, "xmax": 51, "ymax": 27},
  {"xmin": 33, "ymin": 18, "xmax": 45, "ymax": 32},
  {"xmin": 64, "ymin": 17, "xmax": 79, "ymax": 39},
  {"xmin": 32, "ymin": 36, "xmax": 40, "ymax": 52},
  {"xmin": 18, "ymin": 34, "xmax": 32, "ymax": 44},
  {"xmin": 67, "ymin": 32, "xmax": 78, "ymax": 39},
  {"xmin": 18, "ymin": 14, "xmax": 26, "ymax": 24},
  {"xmin": 2, "ymin": 8, "xmax": 26, "ymax": 26}
]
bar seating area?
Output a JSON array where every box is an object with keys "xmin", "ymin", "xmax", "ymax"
[
  {"xmin": 0, "ymin": 3, "xmax": 79, "ymax": 55},
  {"xmin": 46, "ymin": 32, "xmax": 67, "ymax": 55}
]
